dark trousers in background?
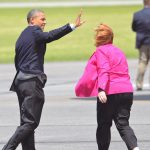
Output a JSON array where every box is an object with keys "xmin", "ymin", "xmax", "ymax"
[
  {"xmin": 2, "ymin": 78, "xmax": 45, "ymax": 150},
  {"xmin": 96, "ymin": 93, "xmax": 138, "ymax": 150}
]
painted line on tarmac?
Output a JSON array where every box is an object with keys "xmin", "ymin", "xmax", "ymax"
[{"xmin": 0, "ymin": 1, "xmax": 142, "ymax": 8}]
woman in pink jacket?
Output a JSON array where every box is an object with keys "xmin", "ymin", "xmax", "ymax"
[{"xmin": 75, "ymin": 24, "xmax": 139, "ymax": 150}]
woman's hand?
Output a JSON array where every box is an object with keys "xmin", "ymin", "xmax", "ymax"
[{"xmin": 98, "ymin": 91, "xmax": 107, "ymax": 103}]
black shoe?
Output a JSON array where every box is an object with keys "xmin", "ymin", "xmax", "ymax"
[{"xmin": 136, "ymin": 87, "xmax": 142, "ymax": 91}]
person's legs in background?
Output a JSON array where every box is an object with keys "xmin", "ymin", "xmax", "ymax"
[{"xmin": 136, "ymin": 45, "xmax": 150, "ymax": 90}]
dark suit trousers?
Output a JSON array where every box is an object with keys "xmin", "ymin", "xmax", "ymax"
[
  {"xmin": 2, "ymin": 78, "xmax": 45, "ymax": 150},
  {"xmin": 96, "ymin": 93, "xmax": 138, "ymax": 150}
]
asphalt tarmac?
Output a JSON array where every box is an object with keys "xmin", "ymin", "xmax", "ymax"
[{"xmin": 0, "ymin": 59, "xmax": 150, "ymax": 150}]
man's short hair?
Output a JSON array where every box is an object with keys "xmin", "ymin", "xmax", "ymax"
[
  {"xmin": 144, "ymin": 0, "xmax": 150, "ymax": 5},
  {"xmin": 27, "ymin": 9, "xmax": 44, "ymax": 23}
]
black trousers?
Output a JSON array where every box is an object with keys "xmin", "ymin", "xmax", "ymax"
[
  {"xmin": 2, "ymin": 78, "xmax": 45, "ymax": 150},
  {"xmin": 96, "ymin": 93, "xmax": 138, "ymax": 150}
]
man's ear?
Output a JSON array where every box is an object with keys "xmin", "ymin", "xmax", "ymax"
[{"xmin": 30, "ymin": 17, "xmax": 35, "ymax": 24}]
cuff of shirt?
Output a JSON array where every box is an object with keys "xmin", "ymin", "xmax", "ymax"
[
  {"xmin": 70, "ymin": 24, "xmax": 76, "ymax": 30},
  {"xmin": 98, "ymin": 88, "xmax": 104, "ymax": 92}
]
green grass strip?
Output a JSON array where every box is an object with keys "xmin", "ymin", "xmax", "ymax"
[{"xmin": 0, "ymin": 6, "xmax": 141, "ymax": 63}]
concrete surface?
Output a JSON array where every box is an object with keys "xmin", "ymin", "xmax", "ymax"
[
  {"xmin": 0, "ymin": 0, "xmax": 142, "ymax": 8},
  {"xmin": 0, "ymin": 59, "xmax": 150, "ymax": 150}
]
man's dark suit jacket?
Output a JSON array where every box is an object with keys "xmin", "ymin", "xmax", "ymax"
[
  {"xmin": 15, "ymin": 23, "xmax": 72, "ymax": 74},
  {"xmin": 132, "ymin": 7, "xmax": 150, "ymax": 49},
  {"xmin": 10, "ymin": 24, "xmax": 73, "ymax": 91}
]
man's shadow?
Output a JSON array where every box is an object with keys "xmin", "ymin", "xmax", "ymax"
[{"xmin": 133, "ymin": 94, "xmax": 150, "ymax": 101}]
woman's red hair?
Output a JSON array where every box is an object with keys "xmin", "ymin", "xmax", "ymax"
[{"xmin": 95, "ymin": 23, "xmax": 114, "ymax": 47}]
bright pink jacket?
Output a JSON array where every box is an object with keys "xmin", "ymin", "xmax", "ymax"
[{"xmin": 75, "ymin": 44, "xmax": 133, "ymax": 97}]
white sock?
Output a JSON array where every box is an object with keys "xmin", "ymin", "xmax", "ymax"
[{"xmin": 133, "ymin": 147, "xmax": 140, "ymax": 150}]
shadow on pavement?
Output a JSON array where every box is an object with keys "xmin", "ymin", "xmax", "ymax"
[
  {"xmin": 71, "ymin": 93, "xmax": 150, "ymax": 101},
  {"xmin": 134, "ymin": 94, "xmax": 150, "ymax": 101}
]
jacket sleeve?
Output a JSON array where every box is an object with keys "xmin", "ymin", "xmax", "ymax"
[
  {"xmin": 95, "ymin": 48, "xmax": 110, "ymax": 91},
  {"xmin": 132, "ymin": 13, "xmax": 137, "ymax": 32},
  {"xmin": 33, "ymin": 24, "xmax": 73, "ymax": 43}
]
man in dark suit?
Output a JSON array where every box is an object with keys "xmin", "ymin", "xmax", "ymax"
[
  {"xmin": 2, "ymin": 9, "xmax": 85, "ymax": 150},
  {"xmin": 132, "ymin": 0, "xmax": 150, "ymax": 91}
]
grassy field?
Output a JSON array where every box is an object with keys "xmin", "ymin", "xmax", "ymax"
[{"xmin": 0, "ymin": 6, "xmax": 141, "ymax": 63}]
